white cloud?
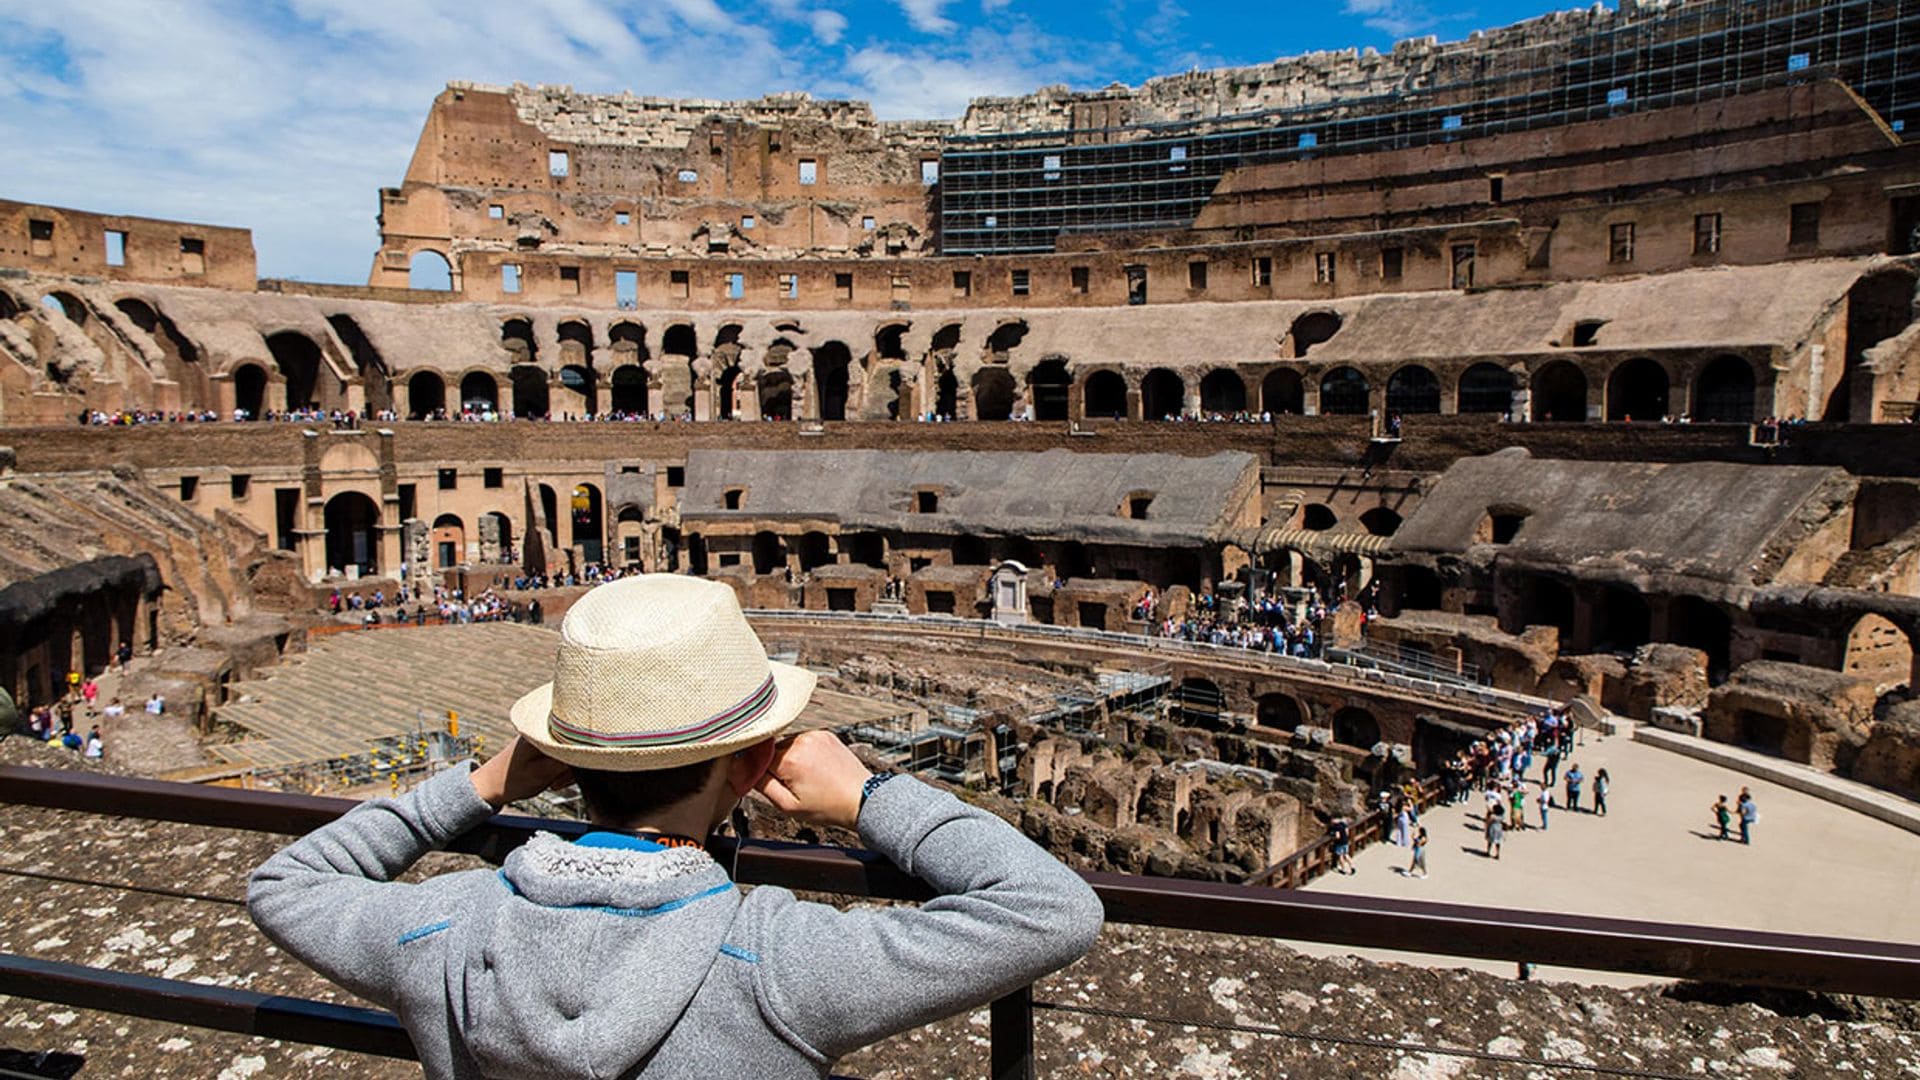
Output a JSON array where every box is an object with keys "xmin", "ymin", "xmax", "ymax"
[
  {"xmin": 896, "ymin": 0, "xmax": 958, "ymax": 35},
  {"xmin": 809, "ymin": 9, "xmax": 848, "ymax": 44},
  {"xmin": 1341, "ymin": 0, "xmax": 1435, "ymax": 39}
]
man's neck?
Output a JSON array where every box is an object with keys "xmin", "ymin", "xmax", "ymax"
[{"xmin": 597, "ymin": 803, "xmax": 723, "ymax": 845}]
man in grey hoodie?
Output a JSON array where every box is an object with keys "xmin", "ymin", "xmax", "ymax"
[{"xmin": 249, "ymin": 575, "xmax": 1103, "ymax": 1079}]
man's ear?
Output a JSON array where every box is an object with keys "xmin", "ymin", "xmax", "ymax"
[{"xmin": 726, "ymin": 738, "xmax": 777, "ymax": 797}]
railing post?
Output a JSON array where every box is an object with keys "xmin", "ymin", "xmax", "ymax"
[{"xmin": 990, "ymin": 985, "xmax": 1035, "ymax": 1080}]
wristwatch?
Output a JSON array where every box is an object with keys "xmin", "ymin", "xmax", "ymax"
[{"xmin": 860, "ymin": 772, "xmax": 899, "ymax": 813}]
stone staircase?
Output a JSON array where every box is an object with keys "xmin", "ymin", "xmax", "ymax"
[{"xmin": 212, "ymin": 623, "xmax": 559, "ymax": 771}]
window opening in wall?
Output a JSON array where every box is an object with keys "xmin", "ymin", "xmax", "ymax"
[
  {"xmin": 1070, "ymin": 266, "xmax": 1090, "ymax": 293},
  {"xmin": 484, "ymin": 467, "xmax": 503, "ymax": 489},
  {"xmin": 1489, "ymin": 175, "xmax": 1505, "ymax": 203},
  {"xmin": 1791, "ymin": 202, "xmax": 1821, "ymax": 247},
  {"xmin": 105, "ymin": 230, "xmax": 126, "ymax": 267},
  {"xmin": 1043, "ymin": 154, "xmax": 1062, "ymax": 181},
  {"xmin": 1126, "ymin": 264, "xmax": 1147, "ymax": 304},
  {"xmin": 915, "ymin": 490, "xmax": 939, "ymax": 513},
  {"xmin": 1187, "ymin": 260, "xmax": 1207, "ymax": 290},
  {"xmin": 614, "ymin": 210, "xmax": 630, "ymax": 226},
  {"xmin": 398, "ymin": 484, "xmax": 415, "ymax": 523},
  {"xmin": 502, "ymin": 264, "xmax": 521, "ymax": 293},
  {"xmin": 983, "ymin": 214, "xmax": 998, "ymax": 228},
  {"xmin": 726, "ymin": 273, "xmax": 745, "ymax": 300},
  {"xmin": 560, "ymin": 265, "xmax": 580, "ymax": 294},
  {"xmin": 1609, "ymin": 222, "xmax": 1635, "ymax": 263},
  {"xmin": 438, "ymin": 468, "xmax": 457, "ymax": 490},
  {"xmin": 1442, "ymin": 114, "xmax": 1463, "ymax": 131},
  {"xmin": 723, "ymin": 487, "xmax": 745, "ymax": 510},
  {"xmin": 798, "ymin": 159, "xmax": 817, "ymax": 185},
  {"xmin": 29, "ymin": 218, "xmax": 54, "ymax": 257},
  {"xmin": 670, "ymin": 269, "xmax": 690, "ymax": 299},
  {"xmin": 1788, "ymin": 51, "xmax": 1811, "ymax": 73},
  {"xmin": 952, "ymin": 270, "xmax": 972, "ymax": 297},
  {"xmin": 834, "ymin": 272, "xmax": 853, "ymax": 300},
  {"xmin": 1381, "ymin": 247, "xmax": 1404, "ymax": 280},
  {"xmin": 740, "ymin": 215, "xmax": 755, "ymax": 230},
  {"xmin": 1011, "ymin": 269, "xmax": 1030, "ymax": 296},
  {"xmin": 667, "ymin": 466, "xmax": 685, "ymax": 487},
  {"xmin": 179, "ymin": 476, "xmax": 198, "ymax": 500},
  {"xmin": 921, "ymin": 160, "xmax": 939, "ymax": 185},
  {"xmin": 1126, "ymin": 494, "xmax": 1153, "ymax": 520},
  {"xmin": 615, "ymin": 269, "xmax": 637, "ymax": 309},
  {"xmin": 621, "ymin": 465, "xmax": 640, "ymax": 474},
  {"xmin": 1168, "ymin": 145, "xmax": 1187, "ymax": 173},
  {"xmin": 891, "ymin": 274, "xmax": 910, "ymax": 302},
  {"xmin": 1572, "ymin": 320, "xmax": 1606, "ymax": 347},
  {"xmin": 231, "ymin": 474, "xmax": 250, "ymax": 499},
  {"xmin": 548, "ymin": 150, "xmax": 570, "ymax": 178},
  {"xmin": 779, "ymin": 272, "xmax": 799, "ymax": 299},
  {"xmin": 180, "ymin": 237, "xmax": 205, "ymax": 275},
  {"xmin": 488, "ymin": 204, "xmax": 504, "ymax": 219},
  {"xmin": 1314, "ymin": 252, "xmax": 1335, "ymax": 285},
  {"xmin": 275, "ymin": 488, "xmax": 299, "ymax": 550},
  {"xmin": 1694, "ymin": 213, "xmax": 1722, "ymax": 256},
  {"xmin": 1251, "ymin": 256, "xmax": 1272, "ymax": 287},
  {"xmin": 1450, "ymin": 244, "xmax": 1475, "ymax": 289},
  {"xmin": 862, "ymin": 216, "xmax": 876, "ymax": 230}
]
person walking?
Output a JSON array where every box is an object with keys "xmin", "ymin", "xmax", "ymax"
[
  {"xmin": 1593, "ymin": 768, "xmax": 1610, "ymax": 817},
  {"xmin": 1564, "ymin": 763, "xmax": 1584, "ymax": 813},
  {"xmin": 1393, "ymin": 802, "xmax": 1412, "ymax": 848},
  {"xmin": 1510, "ymin": 784, "xmax": 1529, "ymax": 832},
  {"xmin": 1737, "ymin": 789, "xmax": 1758, "ymax": 845},
  {"xmin": 1712, "ymin": 795, "xmax": 1732, "ymax": 840},
  {"xmin": 1408, "ymin": 826, "xmax": 1429, "ymax": 879},
  {"xmin": 1484, "ymin": 805, "xmax": 1505, "ymax": 860},
  {"xmin": 1330, "ymin": 816, "xmax": 1355, "ymax": 875},
  {"xmin": 1538, "ymin": 784, "xmax": 1552, "ymax": 830}
]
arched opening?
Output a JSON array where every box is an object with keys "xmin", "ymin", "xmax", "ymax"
[
  {"xmin": 510, "ymin": 365, "xmax": 549, "ymax": 418},
  {"xmin": 1331, "ymin": 706, "xmax": 1381, "ymax": 750},
  {"xmin": 1171, "ymin": 677, "xmax": 1224, "ymax": 725},
  {"xmin": 1693, "ymin": 355, "xmax": 1756, "ymax": 423},
  {"xmin": 1029, "ymin": 359, "xmax": 1071, "ymax": 421},
  {"xmin": 41, "ymin": 292, "xmax": 85, "ymax": 324},
  {"xmin": 610, "ymin": 364, "xmax": 648, "ymax": 416},
  {"xmin": 716, "ymin": 364, "xmax": 740, "ymax": 420},
  {"xmin": 875, "ymin": 323, "xmax": 909, "ymax": 362},
  {"xmin": 759, "ymin": 371, "xmax": 795, "ymax": 420},
  {"xmin": 1359, "ymin": 507, "xmax": 1402, "ymax": 537},
  {"xmin": 935, "ymin": 366, "xmax": 959, "ymax": 419},
  {"xmin": 1606, "ymin": 358, "xmax": 1670, "ymax": 422},
  {"xmin": 1141, "ymin": 368, "xmax": 1184, "ymax": 420},
  {"xmin": 560, "ymin": 365, "xmax": 598, "ymax": 416},
  {"xmin": 408, "ymin": 250, "xmax": 454, "ymax": 291},
  {"xmin": 1261, "ymin": 369, "xmax": 1304, "ymax": 415},
  {"xmin": 954, "ymin": 535, "xmax": 990, "ymax": 566},
  {"xmin": 986, "ymin": 320, "xmax": 1028, "ymax": 357},
  {"xmin": 1595, "ymin": 586, "xmax": 1651, "ymax": 651},
  {"xmin": 323, "ymin": 492, "xmax": 380, "ymax": 578},
  {"xmin": 814, "ymin": 341, "xmax": 853, "ymax": 421},
  {"xmin": 327, "ymin": 314, "xmax": 388, "ymax": 412},
  {"xmin": 1735, "ymin": 711, "xmax": 1790, "ymax": 758},
  {"xmin": 501, "ymin": 318, "xmax": 538, "ymax": 364},
  {"xmin": 1525, "ymin": 576, "xmax": 1576, "ymax": 638},
  {"xmin": 571, "ymin": 483, "xmax": 604, "ymax": 563},
  {"xmin": 1318, "ymin": 367, "xmax": 1370, "ymax": 416},
  {"xmin": 1083, "ymin": 370, "xmax": 1128, "ymax": 418},
  {"xmin": 115, "ymin": 297, "xmax": 158, "ymax": 333},
  {"xmin": 1457, "ymin": 363, "xmax": 1514, "ymax": 415},
  {"xmin": 752, "ymin": 531, "xmax": 785, "ymax": 575},
  {"xmin": 1256, "ymin": 693, "xmax": 1303, "ymax": 728},
  {"xmin": 233, "ymin": 364, "xmax": 267, "ymax": 420},
  {"xmin": 1301, "ymin": 504, "xmax": 1337, "ymax": 531},
  {"xmin": 1385, "ymin": 365, "xmax": 1441, "ymax": 415},
  {"xmin": 558, "ymin": 320, "xmax": 595, "ymax": 366},
  {"xmin": 845, "ymin": 532, "xmax": 885, "ymax": 568},
  {"xmin": 267, "ymin": 331, "xmax": 327, "ymax": 410},
  {"xmin": 484, "ymin": 511, "xmax": 515, "ymax": 565},
  {"xmin": 973, "ymin": 368, "xmax": 1016, "ymax": 421},
  {"xmin": 615, "ymin": 506, "xmax": 646, "ymax": 568},
  {"xmin": 407, "ymin": 371, "xmax": 446, "ymax": 419},
  {"xmin": 459, "ymin": 372, "xmax": 498, "ymax": 415},
  {"xmin": 797, "ymin": 531, "xmax": 833, "ymax": 572},
  {"xmin": 1199, "ymin": 369, "xmax": 1247, "ymax": 415},
  {"xmin": 431, "ymin": 513, "xmax": 465, "ymax": 569},
  {"xmin": 1290, "ymin": 311, "xmax": 1343, "ymax": 357},
  {"xmin": 1530, "ymin": 361, "xmax": 1588, "ymax": 422},
  {"xmin": 1843, "ymin": 613, "xmax": 1913, "ymax": 687},
  {"xmin": 609, "ymin": 321, "xmax": 648, "ymax": 363}
]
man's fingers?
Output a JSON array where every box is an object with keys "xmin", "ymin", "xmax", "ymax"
[{"xmin": 755, "ymin": 773, "xmax": 802, "ymax": 812}]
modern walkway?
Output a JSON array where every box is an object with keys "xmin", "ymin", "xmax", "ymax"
[{"xmin": 1296, "ymin": 728, "xmax": 1920, "ymax": 987}]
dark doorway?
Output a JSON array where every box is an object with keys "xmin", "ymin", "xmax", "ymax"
[
  {"xmin": 973, "ymin": 368, "xmax": 1015, "ymax": 421},
  {"xmin": 571, "ymin": 484, "xmax": 604, "ymax": 563},
  {"xmin": 1256, "ymin": 693, "xmax": 1303, "ymax": 728},
  {"xmin": 814, "ymin": 341, "xmax": 853, "ymax": 421},
  {"xmin": 1531, "ymin": 361, "xmax": 1587, "ymax": 422},
  {"xmin": 234, "ymin": 364, "xmax": 267, "ymax": 419},
  {"xmin": 267, "ymin": 332, "xmax": 327, "ymax": 410},
  {"xmin": 1141, "ymin": 368, "xmax": 1184, "ymax": 420},
  {"xmin": 460, "ymin": 371, "xmax": 498, "ymax": 414},
  {"xmin": 1457, "ymin": 363, "xmax": 1513, "ymax": 415},
  {"xmin": 1199, "ymin": 369, "xmax": 1247, "ymax": 414},
  {"xmin": 1261, "ymin": 369, "xmax": 1304, "ymax": 414},
  {"xmin": 408, "ymin": 371, "xmax": 446, "ymax": 419},
  {"xmin": 1606, "ymin": 358, "xmax": 1670, "ymax": 422},
  {"xmin": 1385, "ymin": 365, "xmax": 1441, "ymax": 414},
  {"xmin": 1693, "ymin": 355, "xmax": 1756, "ymax": 423},
  {"xmin": 611, "ymin": 364, "xmax": 648, "ymax": 416},
  {"xmin": 1331, "ymin": 706, "xmax": 1380, "ymax": 749},
  {"xmin": 1029, "ymin": 359, "xmax": 1071, "ymax": 421},
  {"xmin": 760, "ymin": 371, "xmax": 794, "ymax": 420},
  {"xmin": 510, "ymin": 366, "xmax": 549, "ymax": 418},
  {"xmin": 1319, "ymin": 367, "xmax": 1370, "ymax": 415},
  {"xmin": 323, "ymin": 492, "xmax": 380, "ymax": 577},
  {"xmin": 1083, "ymin": 370, "xmax": 1128, "ymax": 418}
]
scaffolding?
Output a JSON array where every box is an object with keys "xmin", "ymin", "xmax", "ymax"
[{"xmin": 939, "ymin": 0, "xmax": 1920, "ymax": 254}]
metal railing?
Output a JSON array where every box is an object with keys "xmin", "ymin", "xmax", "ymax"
[{"xmin": 2, "ymin": 764, "xmax": 1917, "ymax": 1079}]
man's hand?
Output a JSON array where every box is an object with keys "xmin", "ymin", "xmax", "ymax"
[
  {"xmin": 469, "ymin": 735, "xmax": 573, "ymax": 811},
  {"xmin": 753, "ymin": 730, "xmax": 873, "ymax": 831}
]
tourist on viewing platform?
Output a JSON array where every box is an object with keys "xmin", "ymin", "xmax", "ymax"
[
  {"xmin": 144, "ymin": 693, "xmax": 164, "ymax": 715},
  {"xmin": 1408, "ymin": 826, "xmax": 1428, "ymax": 879},
  {"xmin": 1537, "ymin": 784, "xmax": 1552, "ymax": 830},
  {"xmin": 1510, "ymin": 784, "xmax": 1529, "ymax": 831},
  {"xmin": 250, "ymin": 576, "xmax": 1100, "ymax": 1080},
  {"xmin": 1737, "ymin": 788, "xmax": 1759, "ymax": 845},
  {"xmin": 1711, "ymin": 794, "xmax": 1732, "ymax": 840},
  {"xmin": 1565, "ymin": 763, "xmax": 1585, "ymax": 812},
  {"xmin": 84, "ymin": 726, "xmax": 103, "ymax": 760},
  {"xmin": 1330, "ymin": 816, "xmax": 1354, "ymax": 875},
  {"xmin": 1484, "ymin": 803, "xmax": 1505, "ymax": 860},
  {"xmin": 1594, "ymin": 768, "xmax": 1611, "ymax": 816}
]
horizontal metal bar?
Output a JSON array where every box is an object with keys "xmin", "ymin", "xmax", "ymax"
[
  {"xmin": 0, "ymin": 952, "xmax": 416, "ymax": 1059},
  {"xmin": 3, "ymin": 766, "xmax": 1917, "ymax": 998}
]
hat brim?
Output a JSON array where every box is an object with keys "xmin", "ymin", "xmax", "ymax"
[{"xmin": 507, "ymin": 660, "xmax": 818, "ymax": 771}]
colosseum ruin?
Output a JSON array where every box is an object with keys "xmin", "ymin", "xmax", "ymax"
[{"xmin": 4, "ymin": 0, "xmax": 1920, "ymax": 1074}]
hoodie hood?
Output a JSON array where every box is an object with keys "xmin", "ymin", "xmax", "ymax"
[{"xmin": 461, "ymin": 832, "xmax": 740, "ymax": 1079}]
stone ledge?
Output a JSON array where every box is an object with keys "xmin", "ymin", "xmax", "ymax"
[{"xmin": 1633, "ymin": 724, "xmax": 1920, "ymax": 836}]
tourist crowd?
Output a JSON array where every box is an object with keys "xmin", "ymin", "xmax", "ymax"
[{"xmin": 1141, "ymin": 586, "xmax": 1338, "ymax": 659}]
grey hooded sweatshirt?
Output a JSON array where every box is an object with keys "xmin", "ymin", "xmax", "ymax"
[{"xmin": 248, "ymin": 765, "xmax": 1103, "ymax": 1079}]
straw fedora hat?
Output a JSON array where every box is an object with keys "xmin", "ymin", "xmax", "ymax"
[{"xmin": 509, "ymin": 575, "xmax": 816, "ymax": 770}]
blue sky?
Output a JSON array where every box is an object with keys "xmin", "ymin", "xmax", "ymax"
[{"xmin": 0, "ymin": 0, "xmax": 1594, "ymax": 284}]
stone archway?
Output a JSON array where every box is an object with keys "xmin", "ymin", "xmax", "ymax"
[{"xmin": 323, "ymin": 492, "xmax": 380, "ymax": 577}]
